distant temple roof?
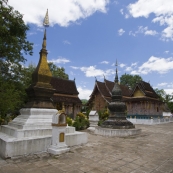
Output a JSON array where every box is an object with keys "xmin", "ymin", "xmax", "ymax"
[
  {"xmin": 50, "ymin": 77, "xmax": 81, "ymax": 104},
  {"xmin": 87, "ymin": 79, "xmax": 161, "ymax": 105},
  {"xmin": 131, "ymin": 81, "xmax": 159, "ymax": 98},
  {"xmin": 51, "ymin": 77, "xmax": 79, "ymax": 95}
]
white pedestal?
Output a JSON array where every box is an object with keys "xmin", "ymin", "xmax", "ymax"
[
  {"xmin": 95, "ymin": 127, "xmax": 141, "ymax": 137},
  {"xmin": 48, "ymin": 113, "xmax": 69, "ymax": 155},
  {"xmin": 88, "ymin": 110, "xmax": 99, "ymax": 131},
  {"xmin": 65, "ymin": 126, "xmax": 88, "ymax": 146},
  {"xmin": 0, "ymin": 108, "xmax": 57, "ymax": 158}
]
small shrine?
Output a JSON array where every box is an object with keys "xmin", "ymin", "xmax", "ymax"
[{"xmin": 48, "ymin": 105, "xmax": 70, "ymax": 155}]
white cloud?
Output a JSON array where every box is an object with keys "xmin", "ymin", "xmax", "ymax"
[
  {"xmin": 145, "ymin": 30, "xmax": 158, "ymax": 36},
  {"xmin": 37, "ymin": 27, "xmax": 44, "ymax": 32},
  {"xmin": 167, "ymin": 83, "xmax": 173, "ymax": 88},
  {"xmin": 129, "ymin": 26, "xmax": 158, "ymax": 37},
  {"xmin": 130, "ymin": 56, "xmax": 173, "ymax": 75},
  {"xmin": 100, "ymin": 61, "xmax": 109, "ymax": 64},
  {"xmin": 8, "ymin": 0, "xmax": 109, "ymax": 27},
  {"xmin": 164, "ymin": 89, "xmax": 173, "ymax": 95},
  {"xmin": 127, "ymin": 0, "xmax": 173, "ymax": 40},
  {"xmin": 119, "ymin": 63, "xmax": 126, "ymax": 68},
  {"xmin": 131, "ymin": 62, "xmax": 138, "ymax": 67},
  {"xmin": 28, "ymin": 32, "xmax": 37, "ymax": 36},
  {"xmin": 157, "ymin": 82, "xmax": 168, "ymax": 86},
  {"xmin": 48, "ymin": 57, "xmax": 70, "ymax": 64},
  {"xmin": 125, "ymin": 67, "xmax": 133, "ymax": 71},
  {"xmin": 120, "ymin": 9, "xmax": 123, "ymax": 15},
  {"xmin": 63, "ymin": 40, "xmax": 71, "ymax": 45},
  {"xmin": 72, "ymin": 66, "xmax": 114, "ymax": 77},
  {"xmin": 165, "ymin": 50, "xmax": 169, "ymax": 54},
  {"xmin": 113, "ymin": 1, "xmax": 119, "ymax": 5},
  {"xmin": 70, "ymin": 66, "xmax": 79, "ymax": 70},
  {"xmin": 118, "ymin": 28, "xmax": 125, "ymax": 36},
  {"xmin": 77, "ymin": 86, "xmax": 92, "ymax": 100}
]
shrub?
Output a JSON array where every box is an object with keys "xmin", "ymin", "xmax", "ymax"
[
  {"xmin": 97, "ymin": 109, "xmax": 109, "ymax": 126},
  {"xmin": 0, "ymin": 114, "xmax": 16, "ymax": 125},
  {"xmin": 73, "ymin": 112, "xmax": 89, "ymax": 131},
  {"xmin": 66, "ymin": 117, "xmax": 73, "ymax": 126}
]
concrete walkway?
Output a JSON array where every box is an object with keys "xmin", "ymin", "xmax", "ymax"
[{"xmin": 0, "ymin": 123, "xmax": 173, "ymax": 173}]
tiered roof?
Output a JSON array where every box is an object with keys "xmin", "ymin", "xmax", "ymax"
[
  {"xmin": 131, "ymin": 81, "xmax": 158, "ymax": 98},
  {"xmin": 50, "ymin": 77, "xmax": 81, "ymax": 104},
  {"xmin": 88, "ymin": 79, "xmax": 161, "ymax": 104},
  {"xmin": 124, "ymin": 81, "xmax": 161, "ymax": 102}
]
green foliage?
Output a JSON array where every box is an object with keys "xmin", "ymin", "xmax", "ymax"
[
  {"xmin": 48, "ymin": 62, "xmax": 69, "ymax": 79},
  {"xmin": 120, "ymin": 73, "xmax": 142, "ymax": 89},
  {"xmin": 81, "ymin": 99, "xmax": 88, "ymax": 112},
  {"xmin": 66, "ymin": 117, "xmax": 73, "ymax": 126},
  {"xmin": 97, "ymin": 109, "xmax": 109, "ymax": 126},
  {"xmin": 0, "ymin": 0, "xmax": 33, "ymax": 118},
  {"xmin": 98, "ymin": 109, "xmax": 109, "ymax": 121},
  {"xmin": 21, "ymin": 63, "xmax": 36, "ymax": 88},
  {"xmin": 154, "ymin": 88, "xmax": 173, "ymax": 103},
  {"xmin": 0, "ymin": 0, "xmax": 33, "ymax": 80},
  {"xmin": 98, "ymin": 120, "xmax": 103, "ymax": 126},
  {"xmin": 154, "ymin": 88, "xmax": 173, "ymax": 112},
  {"xmin": 0, "ymin": 76, "xmax": 25, "ymax": 117},
  {"xmin": 167, "ymin": 102, "xmax": 173, "ymax": 113},
  {"xmin": 0, "ymin": 114, "xmax": 17, "ymax": 125},
  {"xmin": 72, "ymin": 112, "xmax": 89, "ymax": 131}
]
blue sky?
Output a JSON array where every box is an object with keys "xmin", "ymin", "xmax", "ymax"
[{"xmin": 9, "ymin": 0, "xmax": 173, "ymax": 99}]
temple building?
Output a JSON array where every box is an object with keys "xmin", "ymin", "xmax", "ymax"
[
  {"xmin": 87, "ymin": 78, "xmax": 164, "ymax": 119},
  {"xmin": 50, "ymin": 77, "xmax": 82, "ymax": 118}
]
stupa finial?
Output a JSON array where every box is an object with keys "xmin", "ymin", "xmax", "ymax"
[
  {"xmin": 42, "ymin": 9, "xmax": 49, "ymax": 49},
  {"xmin": 115, "ymin": 60, "xmax": 118, "ymax": 83},
  {"xmin": 42, "ymin": 29, "xmax": 47, "ymax": 49},
  {"xmin": 43, "ymin": 9, "xmax": 49, "ymax": 27}
]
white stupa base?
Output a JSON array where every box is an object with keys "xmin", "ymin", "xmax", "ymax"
[
  {"xmin": 95, "ymin": 127, "xmax": 141, "ymax": 137},
  {"xmin": 48, "ymin": 145, "xmax": 70, "ymax": 155},
  {"xmin": 65, "ymin": 126, "xmax": 88, "ymax": 146},
  {"xmin": 0, "ymin": 108, "xmax": 57, "ymax": 158},
  {"xmin": 0, "ymin": 109, "xmax": 88, "ymax": 158}
]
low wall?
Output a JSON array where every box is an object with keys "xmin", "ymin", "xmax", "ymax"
[{"xmin": 127, "ymin": 117, "xmax": 173, "ymax": 125}]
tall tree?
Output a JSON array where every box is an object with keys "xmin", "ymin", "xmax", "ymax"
[
  {"xmin": 0, "ymin": 0, "xmax": 33, "ymax": 118},
  {"xmin": 0, "ymin": 0, "xmax": 33, "ymax": 80},
  {"xmin": 154, "ymin": 88, "xmax": 173, "ymax": 112},
  {"xmin": 48, "ymin": 62, "xmax": 69, "ymax": 79},
  {"xmin": 154, "ymin": 88, "xmax": 173, "ymax": 103},
  {"xmin": 120, "ymin": 73, "xmax": 142, "ymax": 89}
]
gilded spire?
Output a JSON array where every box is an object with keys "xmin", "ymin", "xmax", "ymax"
[
  {"xmin": 31, "ymin": 9, "xmax": 52, "ymax": 86},
  {"xmin": 25, "ymin": 9, "xmax": 55, "ymax": 109}
]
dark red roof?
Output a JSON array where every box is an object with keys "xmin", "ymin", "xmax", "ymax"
[
  {"xmin": 96, "ymin": 81, "xmax": 111, "ymax": 97},
  {"xmin": 131, "ymin": 81, "xmax": 159, "ymax": 98},
  {"xmin": 50, "ymin": 77, "xmax": 79, "ymax": 95},
  {"xmin": 104, "ymin": 79, "xmax": 131, "ymax": 97},
  {"xmin": 52, "ymin": 95, "xmax": 82, "ymax": 104}
]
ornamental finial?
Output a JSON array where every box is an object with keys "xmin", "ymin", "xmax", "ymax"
[
  {"xmin": 43, "ymin": 9, "xmax": 49, "ymax": 27},
  {"xmin": 115, "ymin": 60, "xmax": 118, "ymax": 83}
]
